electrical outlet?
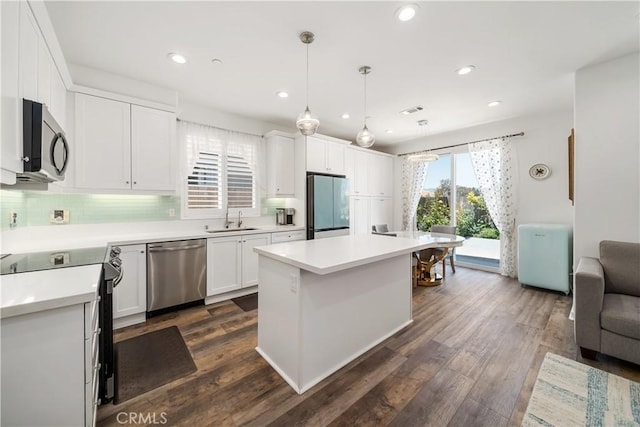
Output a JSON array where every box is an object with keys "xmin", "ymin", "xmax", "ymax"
[
  {"xmin": 168, "ymin": 208, "xmax": 176, "ymax": 217},
  {"xmin": 9, "ymin": 212, "xmax": 17, "ymax": 229},
  {"xmin": 50, "ymin": 209, "xmax": 69, "ymax": 224}
]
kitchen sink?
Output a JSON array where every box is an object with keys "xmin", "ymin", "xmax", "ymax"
[{"xmin": 205, "ymin": 227, "xmax": 259, "ymax": 233}]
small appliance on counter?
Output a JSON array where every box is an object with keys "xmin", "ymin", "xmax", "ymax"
[
  {"xmin": 276, "ymin": 208, "xmax": 296, "ymax": 225},
  {"xmin": 285, "ymin": 208, "xmax": 295, "ymax": 225},
  {"xmin": 276, "ymin": 208, "xmax": 286, "ymax": 225}
]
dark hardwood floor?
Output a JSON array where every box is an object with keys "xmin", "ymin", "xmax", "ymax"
[{"xmin": 98, "ymin": 267, "xmax": 640, "ymax": 427}]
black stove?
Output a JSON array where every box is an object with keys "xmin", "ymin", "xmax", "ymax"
[{"xmin": 0, "ymin": 247, "xmax": 107, "ymax": 275}]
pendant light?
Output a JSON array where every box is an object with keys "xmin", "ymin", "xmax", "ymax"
[
  {"xmin": 296, "ymin": 31, "xmax": 320, "ymax": 136},
  {"xmin": 356, "ymin": 66, "xmax": 375, "ymax": 148}
]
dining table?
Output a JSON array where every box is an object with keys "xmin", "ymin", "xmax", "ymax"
[{"xmin": 381, "ymin": 230, "xmax": 465, "ymax": 286}]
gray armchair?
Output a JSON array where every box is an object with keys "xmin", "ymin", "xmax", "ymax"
[{"xmin": 574, "ymin": 240, "xmax": 640, "ymax": 364}]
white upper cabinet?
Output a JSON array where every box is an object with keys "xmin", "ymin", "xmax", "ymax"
[
  {"xmin": 19, "ymin": 3, "xmax": 39, "ymax": 102},
  {"xmin": 266, "ymin": 131, "xmax": 295, "ymax": 197},
  {"xmin": 1, "ymin": 0, "xmax": 22, "ymax": 182},
  {"xmin": 37, "ymin": 42, "xmax": 51, "ymax": 108},
  {"xmin": 305, "ymin": 135, "xmax": 347, "ymax": 175},
  {"xmin": 131, "ymin": 105, "xmax": 176, "ymax": 191},
  {"xmin": 75, "ymin": 94, "xmax": 132, "ymax": 190},
  {"xmin": 49, "ymin": 69, "xmax": 67, "ymax": 130},
  {"xmin": 75, "ymin": 93, "xmax": 176, "ymax": 193},
  {"xmin": 19, "ymin": 2, "xmax": 67, "ymax": 129}
]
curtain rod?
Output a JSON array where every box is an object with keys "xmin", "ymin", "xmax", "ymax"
[
  {"xmin": 176, "ymin": 118, "xmax": 264, "ymax": 138},
  {"xmin": 399, "ymin": 131, "xmax": 525, "ymax": 157}
]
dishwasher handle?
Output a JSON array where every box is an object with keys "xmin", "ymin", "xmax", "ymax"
[{"xmin": 148, "ymin": 243, "xmax": 205, "ymax": 252}]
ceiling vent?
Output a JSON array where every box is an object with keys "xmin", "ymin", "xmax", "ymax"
[
  {"xmin": 417, "ymin": 119, "xmax": 429, "ymax": 126},
  {"xmin": 400, "ymin": 105, "xmax": 424, "ymax": 115}
]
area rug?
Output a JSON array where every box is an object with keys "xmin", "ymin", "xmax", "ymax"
[
  {"xmin": 231, "ymin": 292, "xmax": 258, "ymax": 312},
  {"xmin": 114, "ymin": 326, "xmax": 197, "ymax": 404},
  {"xmin": 522, "ymin": 352, "xmax": 640, "ymax": 426}
]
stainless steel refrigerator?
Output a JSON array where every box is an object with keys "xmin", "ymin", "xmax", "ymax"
[{"xmin": 306, "ymin": 174, "xmax": 350, "ymax": 239}]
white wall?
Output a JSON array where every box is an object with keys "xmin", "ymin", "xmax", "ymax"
[
  {"xmin": 69, "ymin": 63, "xmax": 178, "ymax": 107},
  {"xmin": 390, "ymin": 110, "xmax": 575, "ymax": 232},
  {"xmin": 574, "ymin": 52, "xmax": 640, "ymax": 262},
  {"xmin": 177, "ymin": 101, "xmax": 289, "ymax": 137}
]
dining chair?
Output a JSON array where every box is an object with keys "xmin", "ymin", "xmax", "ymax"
[
  {"xmin": 429, "ymin": 225, "xmax": 456, "ymax": 279},
  {"xmin": 372, "ymin": 224, "xmax": 389, "ymax": 233}
]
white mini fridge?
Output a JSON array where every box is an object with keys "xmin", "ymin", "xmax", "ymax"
[{"xmin": 518, "ymin": 224, "xmax": 572, "ymax": 295}]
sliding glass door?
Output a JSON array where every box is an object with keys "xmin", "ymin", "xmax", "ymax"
[{"xmin": 417, "ymin": 152, "xmax": 500, "ymax": 270}]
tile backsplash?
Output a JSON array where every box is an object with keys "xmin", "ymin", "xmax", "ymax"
[{"xmin": 0, "ymin": 190, "xmax": 180, "ymax": 230}]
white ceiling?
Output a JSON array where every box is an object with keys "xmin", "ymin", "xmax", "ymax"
[{"xmin": 45, "ymin": 1, "xmax": 639, "ymax": 147}]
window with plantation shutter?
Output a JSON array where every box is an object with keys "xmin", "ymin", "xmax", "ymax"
[
  {"xmin": 180, "ymin": 120, "xmax": 260, "ymax": 219},
  {"xmin": 187, "ymin": 151, "xmax": 222, "ymax": 210}
]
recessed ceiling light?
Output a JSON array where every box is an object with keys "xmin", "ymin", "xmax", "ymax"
[
  {"xmin": 488, "ymin": 100, "xmax": 502, "ymax": 107},
  {"xmin": 385, "ymin": 129, "xmax": 393, "ymax": 134},
  {"xmin": 456, "ymin": 65, "xmax": 476, "ymax": 75},
  {"xmin": 276, "ymin": 91, "xmax": 289, "ymax": 98},
  {"xmin": 341, "ymin": 113, "xmax": 350, "ymax": 119},
  {"xmin": 168, "ymin": 53, "xmax": 187, "ymax": 64},
  {"xmin": 396, "ymin": 4, "xmax": 418, "ymax": 21}
]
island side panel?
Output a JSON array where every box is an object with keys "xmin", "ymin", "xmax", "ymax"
[
  {"xmin": 298, "ymin": 253, "xmax": 412, "ymax": 392},
  {"xmin": 256, "ymin": 255, "xmax": 302, "ymax": 392}
]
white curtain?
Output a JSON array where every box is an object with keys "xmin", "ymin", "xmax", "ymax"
[
  {"xmin": 401, "ymin": 158, "xmax": 429, "ymax": 231},
  {"xmin": 468, "ymin": 137, "xmax": 518, "ymax": 278}
]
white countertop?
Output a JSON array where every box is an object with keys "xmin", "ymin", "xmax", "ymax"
[
  {"xmin": 0, "ymin": 264, "xmax": 102, "ymax": 319},
  {"xmin": 0, "ymin": 224, "xmax": 304, "ymax": 319},
  {"xmin": 254, "ymin": 233, "xmax": 464, "ymax": 275},
  {"xmin": 2, "ymin": 224, "xmax": 305, "ymax": 254}
]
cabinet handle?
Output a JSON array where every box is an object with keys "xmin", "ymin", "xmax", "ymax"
[
  {"xmin": 141, "ymin": 250, "xmax": 144, "ymax": 254},
  {"xmin": 125, "ymin": 181, "xmax": 129, "ymax": 184},
  {"xmin": 133, "ymin": 181, "xmax": 137, "ymax": 185}
]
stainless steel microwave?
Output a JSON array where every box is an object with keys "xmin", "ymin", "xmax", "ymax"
[{"xmin": 18, "ymin": 99, "xmax": 69, "ymax": 183}]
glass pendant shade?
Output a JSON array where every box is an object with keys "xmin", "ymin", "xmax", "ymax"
[
  {"xmin": 356, "ymin": 65, "xmax": 375, "ymax": 148},
  {"xmin": 356, "ymin": 124, "xmax": 375, "ymax": 148},
  {"xmin": 297, "ymin": 106, "xmax": 319, "ymax": 136},
  {"xmin": 297, "ymin": 31, "xmax": 319, "ymax": 136}
]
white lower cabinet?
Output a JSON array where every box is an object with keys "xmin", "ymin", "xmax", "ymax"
[
  {"xmin": 0, "ymin": 299, "xmax": 98, "ymax": 427},
  {"xmin": 242, "ymin": 234, "xmax": 271, "ymax": 287},
  {"xmin": 113, "ymin": 244, "xmax": 146, "ymax": 325},
  {"xmin": 370, "ymin": 197, "xmax": 393, "ymax": 229},
  {"xmin": 207, "ymin": 233, "xmax": 271, "ymax": 296},
  {"xmin": 351, "ymin": 196, "xmax": 393, "ymax": 235},
  {"xmin": 351, "ymin": 196, "xmax": 371, "ymax": 235},
  {"xmin": 271, "ymin": 230, "xmax": 306, "ymax": 243}
]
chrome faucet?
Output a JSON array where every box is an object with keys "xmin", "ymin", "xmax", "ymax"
[
  {"xmin": 224, "ymin": 207, "xmax": 233, "ymax": 229},
  {"xmin": 237, "ymin": 210, "xmax": 243, "ymax": 228}
]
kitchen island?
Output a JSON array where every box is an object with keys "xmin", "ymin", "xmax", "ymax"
[{"xmin": 254, "ymin": 233, "xmax": 463, "ymax": 394}]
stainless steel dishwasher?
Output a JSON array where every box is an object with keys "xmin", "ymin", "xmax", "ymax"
[{"xmin": 147, "ymin": 239, "xmax": 206, "ymax": 313}]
